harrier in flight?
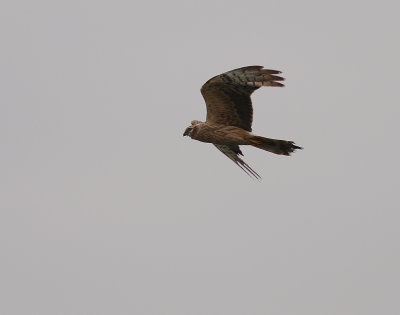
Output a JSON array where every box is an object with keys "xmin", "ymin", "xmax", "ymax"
[{"xmin": 183, "ymin": 66, "xmax": 302, "ymax": 179}]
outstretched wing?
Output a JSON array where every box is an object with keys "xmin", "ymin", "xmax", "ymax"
[
  {"xmin": 214, "ymin": 144, "xmax": 261, "ymax": 180},
  {"xmin": 201, "ymin": 66, "xmax": 285, "ymax": 132}
]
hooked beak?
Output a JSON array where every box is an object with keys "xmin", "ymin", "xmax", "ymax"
[{"xmin": 183, "ymin": 127, "xmax": 192, "ymax": 137}]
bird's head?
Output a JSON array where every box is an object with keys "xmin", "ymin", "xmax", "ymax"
[{"xmin": 183, "ymin": 120, "xmax": 202, "ymax": 137}]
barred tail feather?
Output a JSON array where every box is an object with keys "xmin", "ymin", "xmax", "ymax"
[{"xmin": 249, "ymin": 136, "xmax": 302, "ymax": 156}]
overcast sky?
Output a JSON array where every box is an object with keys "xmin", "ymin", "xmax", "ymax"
[{"xmin": 1, "ymin": 1, "xmax": 400, "ymax": 314}]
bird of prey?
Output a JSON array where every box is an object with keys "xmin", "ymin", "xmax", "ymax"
[{"xmin": 183, "ymin": 66, "xmax": 302, "ymax": 179}]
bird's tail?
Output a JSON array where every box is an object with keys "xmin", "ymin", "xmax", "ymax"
[{"xmin": 249, "ymin": 135, "xmax": 303, "ymax": 156}]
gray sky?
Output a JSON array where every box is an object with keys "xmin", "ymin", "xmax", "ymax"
[{"xmin": 1, "ymin": 0, "xmax": 399, "ymax": 314}]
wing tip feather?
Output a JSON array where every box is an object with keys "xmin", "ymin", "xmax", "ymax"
[{"xmin": 214, "ymin": 144, "xmax": 261, "ymax": 180}]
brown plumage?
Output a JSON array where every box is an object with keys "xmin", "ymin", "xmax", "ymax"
[{"xmin": 183, "ymin": 66, "xmax": 302, "ymax": 179}]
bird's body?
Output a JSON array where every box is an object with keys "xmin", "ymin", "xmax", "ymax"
[
  {"xmin": 184, "ymin": 66, "xmax": 302, "ymax": 179},
  {"xmin": 189, "ymin": 122, "xmax": 250, "ymax": 146}
]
